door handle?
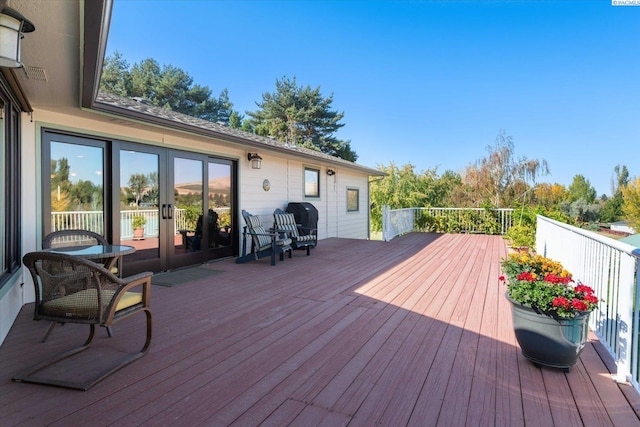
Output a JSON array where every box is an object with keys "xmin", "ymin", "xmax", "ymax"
[
  {"xmin": 162, "ymin": 204, "xmax": 168, "ymax": 219},
  {"xmin": 168, "ymin": 204, "xmax": 173, "ymax": 219}
]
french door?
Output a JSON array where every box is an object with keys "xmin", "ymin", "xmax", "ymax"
[
  {"xmin": 43, "ymin": 131, "xmax": 237, "ymax": 275},
  {"xmin": 116, "ymin": 145, "xmax": 236, "ymax": 275}
]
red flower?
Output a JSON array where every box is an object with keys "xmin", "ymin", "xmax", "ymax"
[
  {"xmin": 544, "ymin": 274, "xmax": 561, "ymax": 283},
  {"xmin": 572, "ymin": 299, "xmax": 588, "ymax": 311},
  {"xmin": 517, "ymin": 272, "xmax": 536, "ymax": 281},
  {"xmin": 499, "ymin": 275, "xmax": 505, "ymax": 282},
  {"xmin": 584, "ymin": 294, "xmax": 599, "ymax": 304},
  {"xmin": 575, "ymin": 284, "xmax": 594, "ymax": 295},
  {"xmin": 552, "ymin": 297, "xmax": 570, "ymax": 309}
]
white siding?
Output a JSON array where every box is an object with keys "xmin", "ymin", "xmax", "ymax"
[
  {"xmin": 337, "ymin": 170, "xmax": 370, "ymax": 239},
  {"xmin": 24, "ymin": 108, "xmax": 374, "ymax": 250}
]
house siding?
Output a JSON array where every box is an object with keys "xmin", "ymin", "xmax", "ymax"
[{"xmin": 22, "ymin": 107, "xmax": 373, "ymax": 261}]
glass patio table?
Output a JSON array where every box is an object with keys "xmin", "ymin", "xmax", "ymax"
[{"xmin": 42, "ymin": 245, "xmax": 135, "ymax": 276}]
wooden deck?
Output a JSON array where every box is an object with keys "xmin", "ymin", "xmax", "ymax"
[{"xmin": 2, "ymin": 233, "xmax": 640, "ymax": 426}]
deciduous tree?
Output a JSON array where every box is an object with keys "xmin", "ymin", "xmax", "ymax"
[
  {"xmin": 128, "ymin": 173, "xmax": 149, "ymax": 208},
  {"xmin": 534, "ymin": 183, "xmax": 569, "ymax": 210},
  {"xmin": 462, "ymin": 130, "xmax": 549, "ymax": 207},
  {"xmin": 369, "ymin": 163, "xmax": 458, "ymax": 230},
  {"xmin": 622, "ymin": 177, "xmax": 640, "ymax": 232},
  {"xmin": 568, "ymin": 174, "xmax": 596, "ymax": 204},
  {"xmin": 601, "ymin": 164, "xmax": 629, "ymax": 223}
]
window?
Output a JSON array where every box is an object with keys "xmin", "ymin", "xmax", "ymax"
[
  {"xmin": 0, "ymin": 82, "xmax": 21, "ymax": 288},
  {"xmin": 43, "ymin": 132, "xmax": 107, "ymax": 238},
  {"xmin": 347, "ymin": 188, "xmax": 359, "ymax": 212},
  {"xmin": 304, "ymin": 167, "xmax": 320, "ymax": 198}
]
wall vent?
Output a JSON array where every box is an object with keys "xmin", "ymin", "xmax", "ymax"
[{"xmin": 23, "ymin": 66, "xmax": 48, "ymax": 81}]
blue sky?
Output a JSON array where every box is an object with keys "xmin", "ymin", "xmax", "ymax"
[{"xmin": 107, "ymin": 0, "xmax": 639, "ymax": 197}]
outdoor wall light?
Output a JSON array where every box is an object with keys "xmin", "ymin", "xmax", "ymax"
[
  {"xmin": 0, "ymin": 6, "xmax": 35, "ymax": 69},
  {"xmin": 247, "ymin": 152, "xmax": 262, "ymax": 169},
  {"xmin": 327, "ymin": 169, "xmax": 336, "ymax": 176}
]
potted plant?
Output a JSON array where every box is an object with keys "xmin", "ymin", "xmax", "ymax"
[
  {"xmin": 500, "ymin": 251, "xmax": 599, "ymax": 371},
  {"xmin": 132, "ymin": 215, "xmax": 146, "ymax": 240}
]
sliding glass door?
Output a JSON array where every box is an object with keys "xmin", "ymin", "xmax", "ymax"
[{"xmin": 43, "ymin": 131, "xmax": 237, "ymax": 275}]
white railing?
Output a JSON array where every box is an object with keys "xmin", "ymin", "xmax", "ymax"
[
  {"xmin": 51, "ymin": 207, "xmax": 231, "ymax": 240},
  {"xmin": 121, "ymin": 209, "xmax": 160, "ymax": 239},
  {"xmin": 51, "ymin": 211, "xmax": 105, "ymax": 234},
  {"xmin": 382, "ymin": 206, "xmax": 514, "ymax": 241},
  {"xmin": 536, "ymin": 215, "xmax": 640, "ymax": 389}
]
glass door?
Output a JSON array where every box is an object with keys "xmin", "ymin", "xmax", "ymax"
[
  {"xmin": 44, "ymin": 132, "xmax": 238, "ymax": 275},
  {"xmin": 118, "ymin": 149, "xmax": 230, "ymax": 273},
  {"xmin": 118, "ymin": 147, "xmax": 163, "ymax": 273},
  {"xmin": 206, "ymin": 159, "xmax": 235, "ymax": 257},
  {"xmin": 169, "ymin": 154, "xmax": 205, "ymax": 269},
  {"xmin": 167, "ymin": 155, "xmax": 238, "ymax": 266}
]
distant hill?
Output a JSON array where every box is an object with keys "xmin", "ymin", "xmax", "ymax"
[{"xmin": 175, "ymin": 177, "xmax": 230, "ymax": 196}]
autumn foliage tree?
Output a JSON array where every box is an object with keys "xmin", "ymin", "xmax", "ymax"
[
  {"xmin": 622, "ymin": 177, "xmax": 640, "ymax": 232},
  {"xmin": 462, "ymin": 130, "xmax": 549, "ymax": 207},
  {"xmin": 533, "ymin": 183, "xmax": 569, "ymax": 210}
]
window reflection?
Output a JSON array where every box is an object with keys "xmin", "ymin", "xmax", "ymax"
[
  {"xmin": 208, "ymin": 162, "xmax": 232, "ymax": 248},
  {"xmin": 175, "ymin": 157, "xmax": 203, "ymax": 253},
  {"xmin": 50, "ymin": 142, "xmax": 104, "ymax": 234},
  {"xmin": 120, "ymin": 150, "xmax": 159, "ymax": 259}
]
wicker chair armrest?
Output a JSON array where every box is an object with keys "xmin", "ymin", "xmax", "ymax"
[
  {"xmin": 121, "ymin": 271, "xmax": 154, "ymax": 284},
  {"xmin": 104, "ymin": 271, "xmax": 152, "ymax": 324}
]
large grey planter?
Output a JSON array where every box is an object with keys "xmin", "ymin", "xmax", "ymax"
[{"xmin": 507, "ymin": 294, "xmax": 589, "ymax": 371}]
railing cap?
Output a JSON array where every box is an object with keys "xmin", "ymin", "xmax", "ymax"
[{"xmin": 537, "ymin": 215, "xmax": 639, "ymax": 257}]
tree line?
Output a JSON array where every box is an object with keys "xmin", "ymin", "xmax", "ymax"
[
  {"xmin": 100, "ymin": 52, "xmax": 356, "ymax": 161},
  {"xmin": 100, "ymin": 54, "xmax": 638, "ymax": 235},
  {"xmin": 370, "ymin": 131, "xmax": 639, "ymax": 235}
]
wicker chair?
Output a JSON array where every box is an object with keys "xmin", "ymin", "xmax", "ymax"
[
  {"xmin": 42, "ymin": 229, "xmax": 114, "ymax": 342},
  {"xmin": 236, "ymin": 210, "xmax": 292, "ymax": 266},
  {"xmin": 273, "ymin": 208, "xmax": 317, "ymax": 256},
  {"xmin": 14, "ymin": 251, "xmax": 152, "ymax": 390},
  {"xmin": 43, "ymin": 228, "xmax": 108, "ymax": 249}
]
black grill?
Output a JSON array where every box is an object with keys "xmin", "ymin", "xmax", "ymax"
[{"xmin": 286, "ymin": 202, "xmax": 318, "ymax": 236}]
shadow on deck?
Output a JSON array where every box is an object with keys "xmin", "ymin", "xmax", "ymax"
[{"xmin": 2, "ymin": 233, "xmax": 639, "ymax": 426}]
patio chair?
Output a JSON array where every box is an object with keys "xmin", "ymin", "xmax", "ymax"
[
  {"xmin": 236, "ymin": 209, "xmax": 292, "ymax": 266},
  {"xmin": 42, "ymin": 229, "xmax": 115, "ymax": 342},
  {"xmin": 180, "ymin": 209, "xmax": 220, "ymax": 252},
  {"xmin": 273, "ymin": 208, "xmax": 317, "ymax": 256},
  {"xmin": 14, "ymin": 251, "xmax": 152, "ymax": 390}
]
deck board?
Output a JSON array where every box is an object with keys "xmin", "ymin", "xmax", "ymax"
[{"xmin": 1, "ymin": 233, "xmax": 639, "ymax": 426}]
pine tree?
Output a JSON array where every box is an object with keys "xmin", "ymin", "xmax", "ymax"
[{"xmin": 246, "ymin": 76, "xmax": 357, "ymax": 161}]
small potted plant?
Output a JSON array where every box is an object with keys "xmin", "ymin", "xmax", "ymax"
[
  {"xmin": 500, "ymin": 251, "xmax": 600, "ymax": 371},
  {"xmin": 132, "ymin": 215, "xmax": 146, "ymax": 240}
]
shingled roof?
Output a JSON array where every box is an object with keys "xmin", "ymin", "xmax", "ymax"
[{"xmin": 95, "ymin": 92, "xmax": 384, "ymax": 176}]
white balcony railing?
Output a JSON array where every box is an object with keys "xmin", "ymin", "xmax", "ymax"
[
  {"xmin": 536, "ymin": 215, "xmax": 640, "ymax": 389},
  {"xmin": 382, "ymin": 206, "xmax": 514, "ymax": 241},
  {"xmin": 50, "ymin": 208, "xmax": 231, "ymax": 239}
]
